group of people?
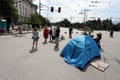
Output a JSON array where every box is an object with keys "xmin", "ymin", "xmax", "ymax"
[
  {"xmin": 32, "ymin": 26, "xmax": 60, "ymax": 50},
  {"xmin": 31, "ymin": 25, "xmax": 105, "ymax": 50},
  {"xmin": 15, "ymin": 25, "xmax": 28, "ymax": 35}
]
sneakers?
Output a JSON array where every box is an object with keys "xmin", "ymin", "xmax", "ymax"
[
  {"xmin": 32, "ymin": 46, "xmax": 37, "ymax": 50},
  {"xmin": 32, "ymin": 46, "xmax": 34, "ymax": 50},
  {"xmin": 54, "ymin": 46, "xmax": 58, "ymax": 48},
  {"xmin": 35, "ymin": 47, "xmax": 37, "ymax": 50}
]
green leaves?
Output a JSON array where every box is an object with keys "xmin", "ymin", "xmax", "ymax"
[{"xmin": 0, "ymin": 0, "xmax": 19, "ymax": 21}]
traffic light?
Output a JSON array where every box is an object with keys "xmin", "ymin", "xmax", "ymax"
[
  {"xmin": 51, "ymin": 7, "xmax": 54, "ymax": 12},
  {"xmin": 58, "ymin": 7, "xmax": 61, "ymax": 13}
]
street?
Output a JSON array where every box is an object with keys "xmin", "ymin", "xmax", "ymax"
[{"xmin": 0, "ymin": 27, "xmax": 120, "ymax": 80}]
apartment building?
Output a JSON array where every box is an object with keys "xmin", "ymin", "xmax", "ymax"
[{"xmin": 14, "ymin": 0, "xmax": 37, "ymax": 22}]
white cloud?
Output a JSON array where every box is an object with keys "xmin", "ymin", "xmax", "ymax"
[{"xmin": 33, "ymin": 0, "xmax": 120, "ymax": 23}]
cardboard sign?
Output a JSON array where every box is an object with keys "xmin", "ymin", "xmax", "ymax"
[{"xmin": 90, "ymin": 60, "xmax": 109, "ymax": 71}]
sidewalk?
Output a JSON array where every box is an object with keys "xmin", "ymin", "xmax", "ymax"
[{"xmin": 0, "ymin": 28, "xmax": 120, "ymax": 80}]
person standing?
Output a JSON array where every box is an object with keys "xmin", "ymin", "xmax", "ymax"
[
  {"xmin": 43, "ymin": 26, "xmax": 49, "ymax": 43},
  {"xmin": 49, "ymin": 26, "xmax": 53, "ymax": 42},
  {"xmin": 110, "ymin": 29, "xmax": 114, "ymax": 38},
  {"xmin": 94, "ymin": 33, "xmax": 102, "ymax": 49},
  {"xmin": 32, "ymin": 27, "xmax": 39, "ymax": 49},
  {"xmin": 69, "ymin": 26, "xmax": 73, "ymax": 38},
  {"xmin": 55, "ymin": 26, "xmax": 60, "ymax": 48},
  {"xmin": 18, "ymin": 25, "xmax": 22, "ymax": 34}
]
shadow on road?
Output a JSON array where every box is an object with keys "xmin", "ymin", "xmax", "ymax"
[
  {"xmin": 114, "ymin": 57, "xmax": 120, "ymax": 66},
  {"xmin": 77, "ymin": 57, "xmax": 101, "ymax": 72},
  {"xmin": 29, "ymin": 48, "xmax": 37, "ymax": 53},
  {"xmin": 42, "ymin": 42, "xmax": 48, "ymax": 45},
  {"xmin": 77, "ymin": 64, "xmax": 90, "ymax": 72},
  {"xmin": 101, "ymin": 48, "xmax": 105, "ymax": 52},
  {"xmin": 54, "ymin": 47, "xmax": 59, "ymax": 51}
]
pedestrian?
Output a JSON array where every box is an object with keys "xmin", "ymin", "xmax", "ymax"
[
  {"xmin": 51, "ymin": 27, "xmax": 56, "ymax": 42},
  {"xmin": 18, "ymin": 25, "xmax": 22, "ymax": 34},
  {"xmin": 52, "ymin": 33, "xmax": 55, "ymax": 42},
  {"xmin": 43, "ymin": 26, "xmax": 49, "ymax": 43},
  {"xmin": 69, "ymin": 26, "xmax": 73, "ymax": 38},
  {"xmin": 32, "ymin": 27, "xmax": 39, "ymax": 50},
  {"xmin": 0, "ymin": 28, "xmax": 5, "ymax": 33},
  {"xmin": 83, "ymin": 28, "xmax": 88, "ymax": 35},
  {"xmin": 55, "ymin": 26, "xmax": 60, "ymax": 48},
  {"xmin": 94, "ymin": 33, "xmax": 102, "ymax": 49},
  {"xmin": 49, "ymin": 26, "xmax": 53, "ymax": 42},
  {"xmin": 110, "ymin": 29, "xmax": 114, "ymax": 38}
]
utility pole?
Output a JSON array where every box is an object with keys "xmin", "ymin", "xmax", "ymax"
[
  {"xmin": 81, "ymin": 7, "xmax": 90, "ymax": 34},
  {"xmin": 82, "ymin": 8, "xmax": 90, "ymax": 26},
  {"xmin": 39, "ymin": 0, "xmax": 41, "ymax": 16},
  {"xmin": 83, "ymin": 8, "xmax": 86, "ymax": 25},
  {"xmin": 83, "ymin": 8, "xmax": 88, "ymax": 25},
  {"xmin": 70, "ymin": 16, "xmax": 74, "ymax": 26}
]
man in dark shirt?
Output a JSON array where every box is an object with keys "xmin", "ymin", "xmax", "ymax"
[
  {"xmin": 110, "ymin": 30, "xmax": 114, "ymax": 38},
  {"xmin": 69, "ymin": 26, "xmax": 73, "ymax": 38},
  {"xmin": 55, "ymin": 26, "xmax": 60, "ymax": 48}
]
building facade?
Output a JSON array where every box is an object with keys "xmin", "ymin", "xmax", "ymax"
[{"xmin": 14, "ymin": 0, "xmax": 37, "ymax": 22}]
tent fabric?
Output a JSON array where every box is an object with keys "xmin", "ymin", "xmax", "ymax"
[{"xmin": 61, "ymin": 35, "xmax": 100, "ymax": 69}]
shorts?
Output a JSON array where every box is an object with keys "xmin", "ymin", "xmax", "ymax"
[{"xmin": 32, "ymin": 37, "xmax": 39, "ymax": 41}]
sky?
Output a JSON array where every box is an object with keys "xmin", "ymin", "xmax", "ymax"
[{"xmin": 33, "ymin": 0, "xmax": 120, "ymax": 23}]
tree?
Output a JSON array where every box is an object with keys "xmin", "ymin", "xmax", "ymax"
[
  {"xmin": 72, "ymin": 22, "xmax": 83, "ymax": 29},
  {"xmin": 29, "ymin": 14, "xmax": 40, "ymax": 28},
  {"xmin": 57, "ymin": 18, "xmax": 71, "ymax": 27},
  {"xmin": 102, "ymin": 19, "xmax": 112, "ymax": 30},
  {"xmin": 39, "ymin": 15, "xmax": 50, "ymax": 26},
  {"xmin": 86, "ymin": 19, "xmax": 97, "ymax": 30},
  {"xmin": 30, "ymin": 14, "xmax": 40, "ymax": 23},
  {"xmin": 96, "ymin": 18, "xmax": 102, "ymax": 29},
  {"xmin": 0, "ymin": 0, "xmax": 19, "ymax": 32}
]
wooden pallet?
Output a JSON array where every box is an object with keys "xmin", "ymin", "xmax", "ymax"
[{"xmin": 90, "ymin": 60, "xmax": 109, "ymax": 71}]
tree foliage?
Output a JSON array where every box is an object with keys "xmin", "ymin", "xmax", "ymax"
[
  {"xmin": 30, "ymin": 14, "xmax": 40, "ymax": 24},
  {"xmin": 0, "ymin": 0, "xmax": 19, "ymax": 31},
  {"xmin": 56, "ymin": 18, "xmax": 71, "ymax": 27},
  {"xmin": 54, "ymin": 18, "xmax": 117, "ymax": 31},
  {"xmin": 39, "ymin": 15, "xmax": 50, "ymax": 26}
]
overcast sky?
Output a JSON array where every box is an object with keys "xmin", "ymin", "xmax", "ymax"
[{"xmin": 33, "ymin": 0, "xmax": 120, "ymax": 23}]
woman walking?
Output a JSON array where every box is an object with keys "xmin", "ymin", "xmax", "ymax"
[{"xmin": 32, "ymin": 27, "xmax": 39, "ymax": 49}]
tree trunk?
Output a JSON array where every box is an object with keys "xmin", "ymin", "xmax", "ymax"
[{"xmin": 6, "ymin": 19, "xmax": 10, "ymax": 33}]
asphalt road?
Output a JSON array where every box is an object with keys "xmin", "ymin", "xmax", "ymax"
[{"xmin": 0, "ymin": 27, "xmax": 120, "ymax": 80}]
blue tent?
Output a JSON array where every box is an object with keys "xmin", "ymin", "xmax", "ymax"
[{"xmin": 61, "ymin": 35, "xmax": 100, "ymax": 69}]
